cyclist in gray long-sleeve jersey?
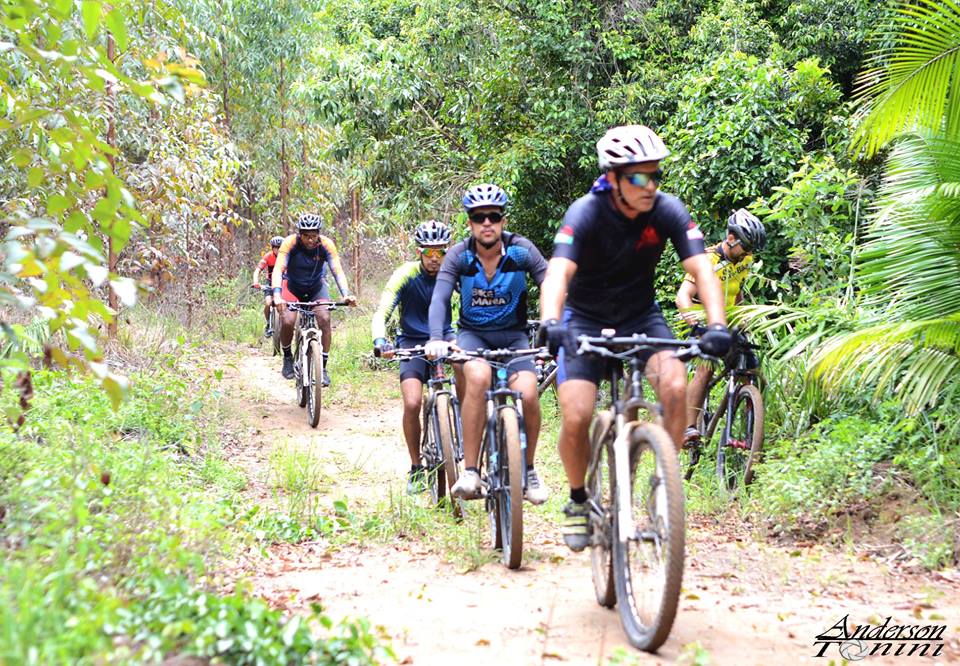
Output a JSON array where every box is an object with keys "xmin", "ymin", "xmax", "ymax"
[{"xmin": 426, "ymin": 184, "xmax": 550, "ymax": 504}]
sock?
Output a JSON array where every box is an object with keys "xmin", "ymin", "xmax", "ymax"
[
  {"xmin": 466, "ymin": 466, "xmax": 480, "ymax": 475},
  {"xmin": 526, "ymin": 464, "xmax": 535, "ymax": 471},
  {"xmin": 282, "ymin": 345, "xmax": 292, "ymax": 358},
  {"xmin": 410, "ymin": 464, "xmax": 423, "ymax": 472},
  {"xmin": 570, "ymin": 486, "xmax": 587, "ymax": 504}
]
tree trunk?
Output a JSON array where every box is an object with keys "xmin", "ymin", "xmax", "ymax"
[
  {"xmin": 279, "ymin": 56, "xmax": 288, "ymax": 228},
  {"xmin": 106, "ymin": 31, "xmax": 118, "ymax": 339},
  {"xmin": 351, "ymin": 188, "xmax": 361, "ymax": 297},
  {"xmin": 219, "ymin": 3, "xmax": 230, "ymax": 130}
]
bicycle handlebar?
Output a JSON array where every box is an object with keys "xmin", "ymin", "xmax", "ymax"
[
  {"xmin": 576, "ymin": 334, "xmax": 708, "ymax": 363},
  {"xmin": 448, "ymin": 347, "xmax": 550, "ymax": 364},
  {"xmin": 286, "ymin": 299, "xmax": 352, "ymax": 312}
]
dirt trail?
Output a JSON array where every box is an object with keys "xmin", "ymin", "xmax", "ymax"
[{"xmin": 224, "ymin": 347, "xmax": 960, "ymax": 665}]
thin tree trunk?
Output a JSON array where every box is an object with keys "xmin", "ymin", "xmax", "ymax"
[
  {"xmin": 106, "ymin": 31, "xmax": 118, "ymax": 339},
  {"xmin": 220, "ymin": 4, "xmax": 230, "ymax": 130},
  {"xmin": 351, "ymin": 188, "xmax": 361, "ymax": 297},
  {"xmin": 279, "ymin": 56, "xmax": 288, "ymax": 228}
]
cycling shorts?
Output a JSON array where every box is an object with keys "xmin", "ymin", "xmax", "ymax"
[
  {"xmin": 281, "ymin": 279, "xmax": 329, "ymax": 304},
  {"xmin": 557, "ymin": 307, "xmax": 674, "ymax": 386},
  {"xmin": 398, "ymin": 334, "xmax": 455, "ymax": 383},
  {"xmin": 457, "ymin": 328, "xmax": 535, "ymax": 376}
]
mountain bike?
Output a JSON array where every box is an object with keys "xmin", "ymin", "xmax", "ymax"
[
  {"xmin": 526, "ymin": 320, "xmax": 558, "ymax": 396},
  {"xmin": 386, "ymin": 347, "xmax": 465, "ymax": 516},
  {"xmin": 450, "ymin": 347, "xmax": 546, "ymax": 569},
  {"xmin": 681, "ymin": 330, "xmax": 764, "ymax": 492},
  {"xmin": 252, "ymin": 284, "xmax": 281, "ymax": 355},
  {"xmin": 288, "ymin": 300, "xmax": 349, "ymax": 428},
  {"xmin": 578, "ymin": 331, "xmax": 704, "ymax": 652}
]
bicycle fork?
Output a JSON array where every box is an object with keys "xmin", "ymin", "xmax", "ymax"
[{"xmin": 614, "ymin": 413, "xmax": 635, "ymax": 543}]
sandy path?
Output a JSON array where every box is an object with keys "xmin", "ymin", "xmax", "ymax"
[{"xmin": 223, "ymin": 346, "xmax": 960, "ymax": 665}]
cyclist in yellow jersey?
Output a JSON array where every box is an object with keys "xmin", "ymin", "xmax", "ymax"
[{"xmin": 676, "ymin": 208, "xmax": 766, "ymax": 445}]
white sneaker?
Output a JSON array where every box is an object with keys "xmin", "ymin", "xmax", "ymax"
[
  {"xmin": 451, "ymin": 469, "xmax": 482, "ymax": 500},
  {"xmin": 524, "ymin": 468, "xmax": 549, "ymax": 505}
]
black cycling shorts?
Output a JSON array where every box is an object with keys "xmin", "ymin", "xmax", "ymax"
[
  {"xmin": 398, "ymin": 334, "xmax": 455, "ymax": 383},
  {"xmin": 457, "ymin": 328, "xmax": 535, "ymax": 376},
  {"xmin": 557, "ymin": 306, "xmax": 674, "ymax": 386}
]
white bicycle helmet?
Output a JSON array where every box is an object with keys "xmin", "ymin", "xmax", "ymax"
[
  {"xmin": 296, "ymin": 213, "xmax": 322, "ymax": 231},
  {"xmin": 597, "ymin": 125, "xmax": 671, "ymax": 171},
  {"xmin": 414, "ymin": 220, "xmax": 451, "ymax": 247}
]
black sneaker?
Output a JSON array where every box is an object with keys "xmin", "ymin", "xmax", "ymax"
[
  {"xmin": 562, "ymin": 500, "xmax": 590, "ymax": 552},
  {"xmin": 322, "ymin": 369, "xmax": 331, "ymax": 386},
  {"xmin": 407, "ymin": 467, "xmax": 427, "ymax": 495},
  {"xmin": 281, "ymin": 356, "xmax": 294, "ymax": 379}
]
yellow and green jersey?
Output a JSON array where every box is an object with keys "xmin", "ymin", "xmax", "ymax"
[{"xmin": 683, "ymin": 244, "xmax": 753, "ymax": 309}]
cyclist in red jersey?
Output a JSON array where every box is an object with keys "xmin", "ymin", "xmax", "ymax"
[{"xmin": 252, "ymin": 236, "xmax": 284, "ymax": 337}]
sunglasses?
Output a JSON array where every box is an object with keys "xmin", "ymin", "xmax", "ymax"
[
  {"xmin": 420, "ymin": 247, "xmax": 446, "ymax": 258},
  {"xmin": 469, "ymin": 211, "xmax": 504, "ymax": 224},
  {"xmin": 622, "ymin": 170, "xmax": 663, "ymax": 188}
]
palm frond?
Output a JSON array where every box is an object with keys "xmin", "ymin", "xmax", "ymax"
[
  {"xmin": 853, "ymin": 0, "xmax": 960, "ymax": 154},
  {"xmin": 810, "ymin": 315, "xmax": 960, "ymax": 413},
  {"xmin": 856, "ymin": 133, "xmax": 960, "ymax": 320}
]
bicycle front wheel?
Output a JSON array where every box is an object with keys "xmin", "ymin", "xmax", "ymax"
[
  {"xmin": 717, "ymin": 384, "xmax": 764, "ymax": 491},
  {"xmin": 271, "ymin": 309, "xmax": 281, "ymax": 356},
  {"xmin": 435, "ymin": 393, "xmax": 463, "ymax": 518},
  {"xmin": 306, "ymin": 340, "xmax": 323, "ymax": 427},
  {"xmin": 587, "ymin": 411, "xmax": 615, "ymax": 608},
  {"xmin": 612, "ymin": 422, "xmax": 685, "ymax": 653},
  {"xmin": 497, "ymin": 407, "xmax": 524, "ymax": 569}
]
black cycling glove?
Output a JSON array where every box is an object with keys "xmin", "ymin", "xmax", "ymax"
[
  {"xmin": 537, "ymin": 319, "xmax": 572, "ymax": 357},
  {"xmin": 699, "ymin": 324, "xmax": 733, "ymax": 357}
]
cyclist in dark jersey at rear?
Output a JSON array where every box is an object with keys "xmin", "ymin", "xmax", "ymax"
[
  {"xmin": 272, "ymin": 213, "xmax": 356, "ymax": 384},
  {"xmin": 425, "ymin": 184, "xmax": 550, "ymax": 504},
  {"xmin": 537, "ymin": 125, "xmax": 733, "ymax": 552},
  {"xmin": 371, "ymin": 220, "xmax": 457, "ymax": 493},
  {"xmin": 252, "ymin": 235, "xmax": 284, "ymax": 338}
]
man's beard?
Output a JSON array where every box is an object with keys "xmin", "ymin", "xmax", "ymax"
[{"xmin": 478, "ymin": 236, "xmax": 500, "ymax": 250}]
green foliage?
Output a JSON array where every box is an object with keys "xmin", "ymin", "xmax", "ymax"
[
  {"xmin": 665, "ymin": 52, "xmax": 842, "ymax": 231},
  {"xmin": 0, "ymin": 363, "xmax": 388, "ymax": 663}
]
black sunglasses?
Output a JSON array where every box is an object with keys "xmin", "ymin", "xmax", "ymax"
[
  {"xmin": 469, "ymin": 211, "xmax": 504, "ymax": 224},
  {"xmin": 622, "ymin": 169, "xmax": 664, "ymax": 188}
]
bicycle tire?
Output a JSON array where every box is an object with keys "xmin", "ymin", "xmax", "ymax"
[
  {"xmin": 435, "ymin": 393, "xmax": 463, "ymax": 518},
  {"xmin": 612, "ymin": 422, "xmax": 685, "ymax": 653},
  {"xmin": 271, "ymin": 309, "xmax": 281, "ymax": 356},
  {"xmin": 295, "ymin": 343, "xmax": 308, "ymax": 408},
  {"xmin": 587, "ymin": 411, "xmax": 615, "ymax": 608},
  {"xmin": 717, "ymin": 384, "xmax": 764, "ymax": 491},
  {"xmin": 306, "ymin": 340, "xmax": 322, "ymax": 427},
  {"xmin": 481, "ymin": 440, "xmax": 502, "ymax": 550},
  {"xmin": 497, "ymin": 407, "xmax": 524, "ymax": 569}
]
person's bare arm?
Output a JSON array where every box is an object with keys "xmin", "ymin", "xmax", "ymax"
[{"xmin": 681, "ymin": 254, "xmax": 725, "ymax": 327}]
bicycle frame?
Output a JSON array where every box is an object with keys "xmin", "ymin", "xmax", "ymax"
[
  {"xmin": 700, "ymin": 341, "xmax": 759, "ymax": 447},
  {"xmin": 421, "ymin": 358, "xmax": 464, "ymax": 468},
  {"xmin": 482, "ymin": 363, "xmax": 529, "ymax": 501}
]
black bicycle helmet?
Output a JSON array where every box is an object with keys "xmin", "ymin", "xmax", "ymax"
[{"xmin": 727, "ymin": 208, "xmax": 766, "ymax": 251}]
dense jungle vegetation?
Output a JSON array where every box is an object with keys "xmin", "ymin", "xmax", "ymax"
[{"xmin": 1, "ymin": 0, "xmax": 959, "ymax": 662}]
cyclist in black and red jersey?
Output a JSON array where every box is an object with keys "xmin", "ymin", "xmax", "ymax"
[
  {"xmin": 538, "ymin": 125, "xmax": 733, "ymax": 552},
  {"xmin": 252, "ymin": 235, "xmax": 284, "ymax": 338},
  {"xmin": 272, "ymin": 213, "xmax": 357, "ymax": 384}
]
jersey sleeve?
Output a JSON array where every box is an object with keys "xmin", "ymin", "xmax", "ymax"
[
  {"xmin": 320, "ymin": 235, "xmax": 350, "ymax": 296},
  {"xmin": 272, "ymin": 235, "xmax": 297, "ymax": 289},
  {"xmin": 515, "ymin": 235, "xmax": 548, "ymax": 285},
  {"xmin": 429, "ymin": 243, "xmax": 464, "ymax": 339},
  {"xmin": 257, "ymin": 252, "xmax": 271, "ymax": 271},
  {"xmin": 659, "ymin": 196, "xmax": 705, "ymax": 261},
  {"xmin": 371, "ymin": 262, "xmax": 415, "ymax": 341}
]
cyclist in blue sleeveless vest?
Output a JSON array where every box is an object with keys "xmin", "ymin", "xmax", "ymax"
[
  {"xmin": 538, "ymin": 125, "xmax": 733, "ymax": 551},
  {"xmin": 425, "ymin": 185, "xmax": 550, "ymax": 504},
  {"xmin": 371, "ymin": 220, "xmax": 457, "ymax": 493}
]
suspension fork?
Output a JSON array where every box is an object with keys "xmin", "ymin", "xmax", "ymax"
[{"xmin": 613, "ymin": 413, "xmax": 635, "ymax": 542}]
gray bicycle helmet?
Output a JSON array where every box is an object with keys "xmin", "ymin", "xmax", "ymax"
[
  {"xmin": 296, "ymin": 213, "xmax": 322, "ymax": 231},
  {"xmin": 269, "ymin": 235, "xmax": 284, "ymax": 248},
  {"xmin": 727, "ymin": 208, "xmax": 766, "ymax": 251},
  {"xmin": 462, "ymin": 184, "xmax": 508, "ymax": 210},
  {"xmin": 414, "ymin": 219, "xmax": 451, "ymax": 247}
]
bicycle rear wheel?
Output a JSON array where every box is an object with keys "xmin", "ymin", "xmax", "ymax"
[
  {"xmin": 717, "ymin": 384, "xmax": 764, "ymax": 492},
  {"xmin": 497, "ymin": 407, "xmax": 524, "ymax": 569},
  {"xmin": 587, "ymin": 411, "xmax": 615, "ymax": 608},
  {"xmin": 612, "ymin": 423, "xmax": 685, "ymax": 653},
  {"xmin": 435, "ymin": 393, "xmax": 463, "ymax": 518},
  {"xmin": 306, "ymin": 340, "xmax": 323, "ymax": 427}
]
